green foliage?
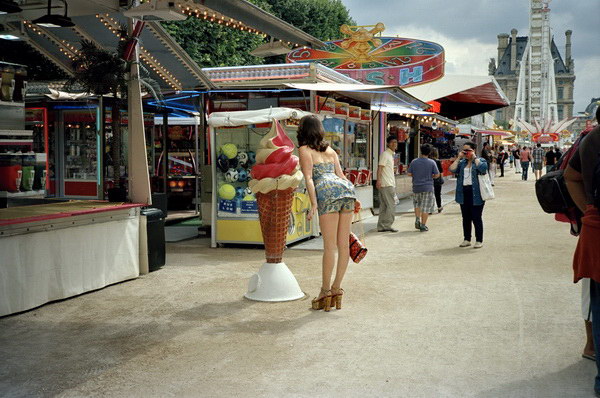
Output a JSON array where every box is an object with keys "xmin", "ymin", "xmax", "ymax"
[
  {"xmin": 162, "ymin": 0, "xmax": 354, "ymax": 68},
  {"xmin": 264, "ymin": 0, "xmax": 355, "ymax": 41},
  {"xmin": 69, "ymin": 38, "xmax": 129, "ymax": 97},
  {"xmin": 161, "ymin": 17, "xmax": 266, "ymax": 68}
]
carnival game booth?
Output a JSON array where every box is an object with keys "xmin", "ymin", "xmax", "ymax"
[
  {"xmin": 0, "ymin": 200, "xmax": 144, "ymax": 317},
  {"xmin": 201, "ymin": 63, "xmax": 431, "ymax": 218},
  {"xmin": 202, "ymin": 63, "xmax": 380, "ymax": 218},
  {"xmin": 208, "ymin": 107, "xmax": 316, "ymax": 248}
]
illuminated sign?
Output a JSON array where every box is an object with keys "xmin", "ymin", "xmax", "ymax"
[{"xmin": 287, "ymin": 23, "xmax": 444, "ymax": 87}]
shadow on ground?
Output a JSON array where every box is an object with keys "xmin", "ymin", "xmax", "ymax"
[{"xmin": 475, "ymin": 361, "xmax": 594, "ymax": 398}]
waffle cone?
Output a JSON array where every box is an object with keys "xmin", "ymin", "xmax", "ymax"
[{"xmin": 256, "ymin": 188, "xmax": 294, "ymax": 263}]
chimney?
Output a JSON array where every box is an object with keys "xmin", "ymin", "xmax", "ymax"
[
  {"xmin": 510, "ymin": 29, "xmax": 518, "ymax": 71},
  {"xmin": 565, "ymin": 30, "xmax": 572, "ymax": 71},
  {"xmin": 497, "ymin": 33, "xmax": 509, "ymax": 67}
]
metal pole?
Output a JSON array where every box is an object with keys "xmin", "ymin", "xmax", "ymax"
[
  {"xmin": 162, "ymin": 111, "xmax": 168, "ymax": 194},
  {"xmin": 126, "ymin": 8, "xmax": 152, "ymax": 204}
]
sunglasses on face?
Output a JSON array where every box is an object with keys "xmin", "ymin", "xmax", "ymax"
[{"xmin": 463, "ymin": 149, "xmax": 473, "ymax": 152}]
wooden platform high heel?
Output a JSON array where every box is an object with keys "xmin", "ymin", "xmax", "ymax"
[
  {"xmin": 311, "ymin": 288, "xmax": 332, "ymax": 311},
  {"xmin": 330, "ymin": 288, "xmax": 344, "ymax": 310}
]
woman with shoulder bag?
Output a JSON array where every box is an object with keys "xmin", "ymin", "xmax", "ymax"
[
  {"xmin": 431, "ymin": 147, "xmax": 444, "ymax": 213},
  {"xmin": 298, "ymin": 115, "xmax": 361, "ymax": 312},
  {"xmin": 449, "ymin": 141, "xmax": 489, "ymax": 249}
]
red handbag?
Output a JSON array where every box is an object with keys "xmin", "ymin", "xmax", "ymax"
[{"xmin": 349, "ymin": 232, "xmax": 367, "ymax": 263}]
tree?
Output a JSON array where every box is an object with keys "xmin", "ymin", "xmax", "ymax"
[
  {"xmin": 264, "ymin": 0, "xmax": 355, "ymax": 41},
  {"xmin": 161, "ymin": 6, "xmax": 269, "ymax": 68},
  {"xmin": 162, "ymin": 0, "xmax": 354, "ymax": 68}
]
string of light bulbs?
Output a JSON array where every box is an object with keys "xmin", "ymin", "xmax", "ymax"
[{"xmin": 95, "ymin": 13, "xmax": 181, "ymax": 90}]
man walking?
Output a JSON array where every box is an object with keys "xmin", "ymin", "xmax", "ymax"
[
  {"xmin": 545, "ymin": 146, "xmax": 557, "ymax": 173},
  {"xmin": 513, "ymin": 146, "xmax": 522, "ymax": 174},
  {"xmin": 520, "ymin": 146, "xmax": 532, "ymax": 180},
  {"xmin": 532, "ymin": 143, "xmax": 545, "ymax": 180},
  {"xmin": 497, "ymin": 146, "xmax": 509, "ymax": 177},
  {"xmin": 408, "ymin": 144, "xmax": 440, "ymax": 232},
  {"xmin": 377, "ymin": 136, "xmax": 398, "ymax": 232}
]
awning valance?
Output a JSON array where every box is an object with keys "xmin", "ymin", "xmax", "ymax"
[
  {"xmin": 404, "ymin": 75, "xmax": 509, "ymax": 120},
  {"xmin": 207, "ymin": 107, "xmax": 316, "ymax": 127}
]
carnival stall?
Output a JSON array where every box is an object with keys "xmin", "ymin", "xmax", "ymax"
[
  {"xmin": 0, "ymin": 200, "xmax": 144, "ymax": 316},
  {"xmin": 200, "ymin": 63, "xmax": 408, "ymax": 217},
  {"xmin": 207, "ymin": 107, "xmax": 316, "ymax": 248}
]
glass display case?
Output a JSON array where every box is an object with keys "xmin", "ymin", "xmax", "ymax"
[
  {"xmin": 62, "ymin": 109, "xmax": 99, "ymax": 197},
  {"xmin": 150, "ymin": 120, "xmax": 199, "ymax": 212},
  {"xmin": 210, "ymin": 116, "xmax": 314, "ymax": 247},
  {"xmin": 322, "ymin": 117, "xmax": 344, "ymax": 157},
  {"xmin": 24, "ymin": 108, "xmax": 49, "ymax": 193},
  {"xmin": 345, "ymin": 121, "xmax": 372, "ymax": 186},
  {"xmin": 321, "ymin": 116, "xmax": 372, "ymax": 186}
]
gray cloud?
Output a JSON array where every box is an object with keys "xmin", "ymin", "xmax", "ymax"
[{"xmin": 342, "ymin": 0, "xmax": 600, "ymax": 113}]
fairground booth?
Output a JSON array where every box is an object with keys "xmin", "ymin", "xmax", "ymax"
[{"xmin": 151, "ymin": 62, "xmax": 430, "ymax": 247}]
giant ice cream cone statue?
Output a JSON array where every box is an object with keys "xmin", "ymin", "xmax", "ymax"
[{"xmin": 244, "ymin": 119, "xmax": 304, "ymax": 301}]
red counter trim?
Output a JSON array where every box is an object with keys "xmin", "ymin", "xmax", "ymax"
[{"xmin": 0, "ymin": 202, "xmax": 145, "ymax": 226}]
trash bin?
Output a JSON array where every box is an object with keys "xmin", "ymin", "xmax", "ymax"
[{"xmin": 141, "ymin": 207, "xmax": 166, "ymax": 272}]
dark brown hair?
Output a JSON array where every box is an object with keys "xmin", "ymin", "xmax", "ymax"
[{"xmin": 297, "ymin": 115, "xmax": 329, "ymax": 152}]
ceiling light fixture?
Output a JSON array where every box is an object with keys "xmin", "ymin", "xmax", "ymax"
[
  {"xmin": 0, "ymin": 0, "xmax": 22, "ymax": 14},
  {"xmin": 33, "ymin": 0, "xmax": 75, "ymax": 28}
]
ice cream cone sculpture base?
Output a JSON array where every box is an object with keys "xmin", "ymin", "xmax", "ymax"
[{"xmin": 244, "ymin": 262, "xmax": 305, "ymax": 302}]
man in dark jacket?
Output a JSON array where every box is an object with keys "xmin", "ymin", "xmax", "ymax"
[{"xmin": 497, "ymin": 146, "xmax": 509, "ymax": 177}]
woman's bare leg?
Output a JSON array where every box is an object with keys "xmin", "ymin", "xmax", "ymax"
[
  {"xmin": 319, "ymin": 212, "xmax": 339, "ymax": 292},
  {"xmin": 332, "ymin": 211, "xmax": 353, "ymax": 290}
]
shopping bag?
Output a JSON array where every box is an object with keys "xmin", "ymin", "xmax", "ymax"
[
  {"xmin": 349, "ymin": 211, "xmax": 367, "ymax": 263},
  {"xmin": 349, "ymin": 232, "xmax": 367, "ymax": 263},
  {"xmin": 478, "ymin": 173, "xmax": 495, "ymax": 201}
]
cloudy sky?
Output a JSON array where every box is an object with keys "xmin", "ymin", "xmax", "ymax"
[{"xmin": 341, "ymin": 0, "xmax": 600, "ymax": 113}]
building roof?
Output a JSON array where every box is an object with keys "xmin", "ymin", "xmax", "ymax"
[
  {"xmin": 3, "ymin": 0, "xmax": 324, "ymax": 91},
  {"xmin": 495, "ymin": 36, "xmax": 569, "ymax": 76}
]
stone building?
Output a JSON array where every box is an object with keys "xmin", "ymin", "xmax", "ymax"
[{"xmin": 488, "ymin": 29, "xmax": 575, "ymax": 126}]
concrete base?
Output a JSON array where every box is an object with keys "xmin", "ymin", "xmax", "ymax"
[{"xmin": 244, "ymin": 262, "xmax": 304, "ymax": 302}]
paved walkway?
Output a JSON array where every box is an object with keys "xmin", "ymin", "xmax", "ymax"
[{"xmin": 0, "ymin": 170, "xmax": 595, "ymax": 397}]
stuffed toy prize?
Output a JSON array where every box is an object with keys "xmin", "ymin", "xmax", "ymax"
[
  {"xmin": 247, "ymin": 151, "xmax": 256, "ymax": 166},
  {"xmin": 237, "ymin": 168, "xmax": 248, "ymax": 182},
  {"xmin": 224, "ymin": 168, "xmax": 239, "ymax": 182},
  {"xmin": 237, "ymin": 151, "xmax": 249, "ymax": 167},
  {"xmin": 218, "ymin": 184, "xmax": 236, "ymax": 200},
  {"xmin": 221, "ymin": 143, "xmax": 238, "ymax": 160},
  {"xmin": 217, "ymin": 154, "xmax": 229, "ymax": 173},
  {"xmin": 235, "ymin": 187, "xmax": 246, "ymax": 199}
]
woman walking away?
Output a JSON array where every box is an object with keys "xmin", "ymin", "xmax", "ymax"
[
  {"xmin": 520, "ymin": 146, "xmax": 532, "ymax": 180},
  {"xmin": 431, "ymin": 147, "xmax": 444, "ymax": 213},
  {"xmin": 298, "ymin": 115, "xmax": 360, "ymax": 312},
  {"xmin": 449, "ymin": 142, "xmax": 489, "ymax": 249}
]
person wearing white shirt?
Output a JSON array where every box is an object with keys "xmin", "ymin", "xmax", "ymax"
[{"xmin": 376, "ymin": 136, "xmax": 398, "ymax": 232}]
